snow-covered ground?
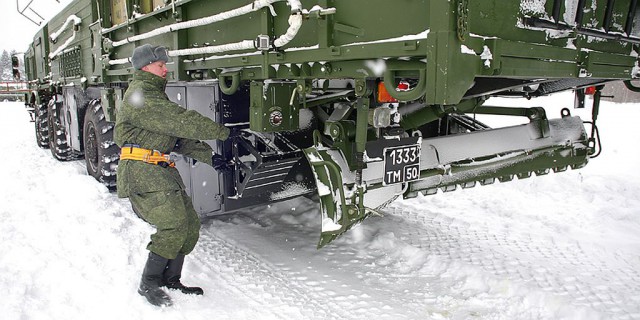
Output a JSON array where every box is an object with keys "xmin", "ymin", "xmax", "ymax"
[{"xmin": 1, "ymin": 93, "xmax": 639, "ymax": 320}]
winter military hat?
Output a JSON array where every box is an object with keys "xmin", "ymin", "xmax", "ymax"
[{"xmin": 131, "ymin": 44, "xmax": 169, "ymax": 70}]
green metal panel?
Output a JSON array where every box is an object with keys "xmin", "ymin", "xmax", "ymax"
[
  {"xmin": 249, "ymin": 81, "xmax": 300, "ymax": 132},
  {"xmin": 21, "ymin": 1, "xmax": 638, "ymax": 84},
  {"xmin": 31, "ymin": 27, "xmax": 50, "ymax": 82},
  {"xmin": 22, "ymin": 0, "xmax": 637, "ymax": 102},
  {"xmin": 46, "ymin": 0, "xmax": 96, "ymax": 85}
]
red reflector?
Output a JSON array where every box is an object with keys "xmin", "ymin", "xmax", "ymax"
[
  {"xmin": 377, "ymin": 82, "xmax": 398, "ymax": 103},
  {"xmin": 397, "ymin": 81, "xmax": 410, "ymax": 91},
  {"xmin": 584, "ymin": 86, "xmax": 596, "ymax": 95}
]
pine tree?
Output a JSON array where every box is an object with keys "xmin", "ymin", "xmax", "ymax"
[
  {"xmin": 0, "ymin": 50, "xmax": 12, "ymax": 81},
  {"xmin": 0, "ymin": 50, "xmax": 6, "ymax": 81}
]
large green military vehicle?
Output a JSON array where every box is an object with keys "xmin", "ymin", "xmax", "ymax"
[{"xmin": 18, "ymin": 0, "xmax": 640, "ymax": 247}]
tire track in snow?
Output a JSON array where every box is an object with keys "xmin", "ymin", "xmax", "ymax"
[
  {"xmin": 192, "ymin": 231, "xmax": 354, "ymax": 320},
  {"xmin": 383, "ymin": 204, "xmax": 640, "ymax": 319}
]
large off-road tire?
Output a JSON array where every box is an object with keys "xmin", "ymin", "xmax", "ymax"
[
  {"xmin": 47, "ymin": 96, "xmax": 79, "ymax": 161},
  {"xmin": 83, "ymin": 100, "xmax": 118, "ymax": 188},
  {"xmin": 34, "ymin": 101, "xmax": 50, "ymax": 148}
]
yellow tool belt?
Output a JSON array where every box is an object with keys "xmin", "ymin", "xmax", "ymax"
[{"xmin": 119, "ymin": 145, "xmax": 175, "ymax": 168}]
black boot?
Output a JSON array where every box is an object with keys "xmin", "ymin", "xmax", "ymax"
[
  {"xmin": 162, "ymin": 254, "xmax": 204, "ymax": 295},
  {"xmin": 138, "ymin": 252, "xmax": 173, "ymax": 307}
]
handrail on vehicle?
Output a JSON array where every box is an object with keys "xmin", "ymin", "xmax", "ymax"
[{"xmin": 15, "ymin": 0, "xmax": 47, "ymax": 26}]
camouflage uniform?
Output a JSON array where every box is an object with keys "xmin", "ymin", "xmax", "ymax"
[{"xmin": 115, "ymin": 70, "xmax": 229, "ymax": 259}]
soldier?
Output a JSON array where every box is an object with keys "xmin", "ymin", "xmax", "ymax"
[{"xmin": 114, "ymin": 44, "xmax": 230, "ymax": 307}]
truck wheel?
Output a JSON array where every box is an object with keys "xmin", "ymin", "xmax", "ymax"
[
  {"xmin": 34, "ymin": 101, "xmax": 50, "ymax": 148},
  {"xmin": 83, "ymin": 100, "xmax": 118, "ymax": 188},
  {"xmin": 47, "ymin": 97, "xmax": 78, "ymax": 161}
]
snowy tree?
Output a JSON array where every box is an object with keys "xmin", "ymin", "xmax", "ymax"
[
  {"xmin": 0, "ymin": 50, "xmax": 11, "ymax": 81},
  {"xmin": 0, "ymin": 50, "xmax": 26, "ymax": 82}
]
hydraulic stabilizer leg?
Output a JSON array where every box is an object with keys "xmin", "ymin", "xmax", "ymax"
[
  {"xmin": 354, "ymin": 82, "xmax": 372, "ymax": 216},
  {"xmin": 305, "ymin": 97, "xmax": 590, "ymax": 247}
]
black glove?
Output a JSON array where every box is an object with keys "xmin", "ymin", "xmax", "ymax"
[
  {"xmin": 227, "ymin": 127, "xmax": 243, "ymax": 139},
  {"xmin": 212, "ymin": 154, "xmax": 232, "ymax": 172}
]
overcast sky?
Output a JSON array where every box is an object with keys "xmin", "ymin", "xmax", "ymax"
[{"xmin": 1, "ymin": 0, "xmax": 72, "ymax": 53}]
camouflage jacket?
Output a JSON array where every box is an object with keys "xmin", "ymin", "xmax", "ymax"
[{"xmin": 114, "ymin": 70, "xmax": 230, "ymax": 197}]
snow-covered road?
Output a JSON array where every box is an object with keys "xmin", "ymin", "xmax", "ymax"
[{"xmin": 1, "ymin": 96, "xmax": 639, "ymax": 320}]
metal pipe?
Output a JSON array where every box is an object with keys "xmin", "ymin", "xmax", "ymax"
[{"xmin": 110, "ymin": 0, "xmax": 287, "ymax": 47}]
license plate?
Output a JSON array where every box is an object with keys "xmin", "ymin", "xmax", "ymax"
[{"xmin": 383, "ymin": 144, "xmax": 421, "ymax": 186}]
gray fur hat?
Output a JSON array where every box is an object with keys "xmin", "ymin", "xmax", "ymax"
[{"xmin": 131, "ymin": 44, "xmax": 169, "ymax": 70}]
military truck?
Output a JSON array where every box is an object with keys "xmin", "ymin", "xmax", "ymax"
[{"xmin": 18, "ymin": 0, "xmax": 640, "ymax": 247}]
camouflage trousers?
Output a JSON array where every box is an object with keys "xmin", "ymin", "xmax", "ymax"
[{"xmin": 129, "ymin": 189, "xmax": 201, "ymax": 259}]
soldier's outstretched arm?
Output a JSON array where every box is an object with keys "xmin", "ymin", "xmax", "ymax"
[
  {"xmin": 123, "ymin": 96, "xmax": 230, "ymax": 141},
  {"xmin": 174, "ymin": 138, "xmax": 214, "ymax": 166}
]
